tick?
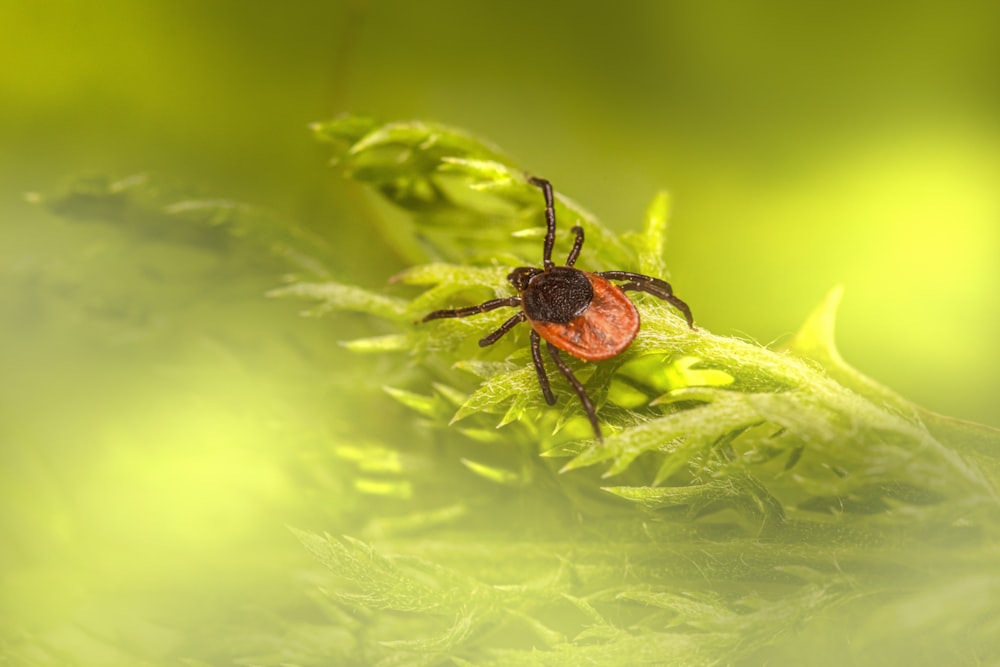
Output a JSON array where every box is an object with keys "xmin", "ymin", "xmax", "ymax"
[{"xmin": 423, "ymin": 176, "xmax": 695, "ymax": 441}]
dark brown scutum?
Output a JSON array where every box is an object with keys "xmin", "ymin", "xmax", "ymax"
[{"xmin": 521, "ymin": 266, "xmax": 594, "ymax": 324}]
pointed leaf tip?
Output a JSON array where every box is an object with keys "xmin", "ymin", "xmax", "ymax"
[
  {"xmin": 786, "ymin": 285, "xmax": 845, "ymax": 364},
  {"xmin": 640, "ymin": 190, "xmax": 671, "ymax": 276}
]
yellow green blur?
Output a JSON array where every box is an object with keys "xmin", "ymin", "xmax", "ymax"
[{"xmin": 1, "ymin": 2, "xmax": 998, "ymax": 665}]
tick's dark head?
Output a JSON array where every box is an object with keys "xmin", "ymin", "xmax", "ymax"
[{"xmin": 507, "ymin": 266, "xmax": 543, "ymax": 293}]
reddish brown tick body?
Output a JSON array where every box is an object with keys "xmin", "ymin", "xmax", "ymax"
[
  {"xmin": 423, "ymin": 177, "xmax": 694, "ymax": 441},
  {"xmin": 527, "ymin": 270, "xmax": 639, "ymax": 361}
]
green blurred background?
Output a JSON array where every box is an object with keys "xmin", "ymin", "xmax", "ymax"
[{"xmin": 2, "ymin": 1, "xmax": 998, "ymax": 663}]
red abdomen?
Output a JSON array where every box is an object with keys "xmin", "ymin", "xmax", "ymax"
[{"xmin": 530, "ymin": 272, "xmax": 639, "ymax": 361}]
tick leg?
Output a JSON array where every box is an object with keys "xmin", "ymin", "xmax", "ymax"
[
  {"xmin": 546, "ymin": 342, "xmax": 603, "ymax": 442},
  {"xmin": 527, "ymin": 176, "xmax": 557, "ymax": 270},
  {"xmin": 479, "ymin": 311, "xmax": 526, "ymax": 347},
  {"xmin": 599, "ymin": 271, "xmax": 695, "ymax": 329},
  {"xmin": 423, "ymin": 296, "xmax": 521, "ymax": 322},
  {"xmin": 530, "ymin": 331, "xmax": 556, "ymax": 405},
  {"xmin": 565, "ymin": 225, "xmax": 585, "ymax": 267}
]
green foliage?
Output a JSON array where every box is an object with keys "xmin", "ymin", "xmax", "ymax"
[
  {"xmin": 27, "ymin": 172, "xmax": 339, "ymax": 282},
  {"xmin": 270, "ymin": 116, "xmax": 1000, "ymax": 665},
  {"xmin": 21, "ymin": 116, "xmax": 1000, "ymax": 666}
]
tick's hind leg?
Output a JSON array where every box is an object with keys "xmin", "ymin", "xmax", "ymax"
[
  {"xmin": 599, "ymin": 271, "xmax": 695, "ymax": 329},
  {"xmin": 546, "ymin": 342, "xmax": 602, "ymax": 441},
  {"xmin": 479, "ymin": 312, "xmax": 526, "ymax": 347},
  {"xmin": 530, "ymin": 331, "xmax": 556, "ymax": 405},
  {"xmin": 423, "ymin": 296, "xmax": 522, "ymax": 322}
]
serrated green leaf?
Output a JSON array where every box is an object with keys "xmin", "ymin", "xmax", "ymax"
[
  {"xmin": 497, "ymin": 391, "xmax": 529, "ymax": 428},
  {"xmin": 562, "ymin": 392, "xmax": 762, "ymax": 476},
  {"xmin": 452, "ymin": 359, "xmax": 521, "ymax": 379},
  {"xmin": 451, "ymin": 367, "xmax": 536, "ymax": 423},
  {"xmin": 438, "ymin": 157, "xmax": 519, "ymax": 191},
  {"xmin": 539, "ymin": 439, "xmax": 590, "ymax": 459},
  {"xmin": 603, "ymin": 482, "xmax": 728, "ymax": 509},
  {"xmin": 602, "ymin": 472, "xmax": 784, "ymax": 526},
  {"xmin": 346, "ymin": 120, "xmax": 508, "ymax": 164}
]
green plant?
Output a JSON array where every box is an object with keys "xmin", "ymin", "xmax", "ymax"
[
  {"xmin": 25, "ymin": 116, "xmax": 1000, "ymax": 666},
  {"xmin": 265, "ymin": 116, "xmax": 1000, "ymax": 666}
]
